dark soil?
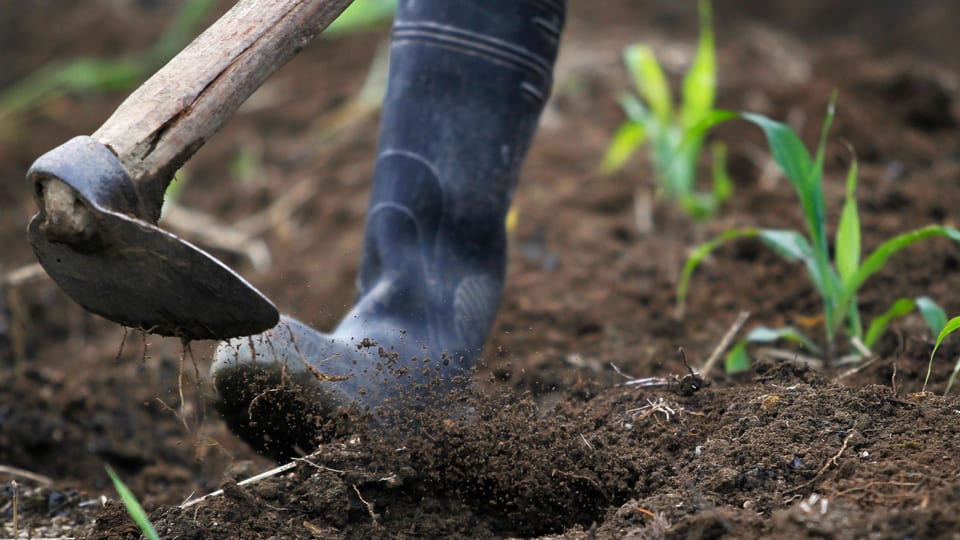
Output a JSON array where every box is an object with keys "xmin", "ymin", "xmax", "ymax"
[{"xmin": 3, "ymin": 1, "xmax": 960, "ymax": 538}]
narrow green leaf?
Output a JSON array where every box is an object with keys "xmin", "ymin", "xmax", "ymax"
[
  {"xmin": 660, "ymin": 131, "xmax": 697, "ymax": 197},
  {"xmin": 756, "ymin": 229, "xmax": 828, "ymax": 297},
  {"xmin": 106, "ymin": 465, "xmax": 160, "ymax": 540},
  {"xmin": 618, "ymin": 92, "xmax": 651, "ymax": 125},
  {"xmin": 863, "ymin": 297, "xmax": 916, "ymax": 348},
  {"xmin": 711, "ymin": 142, "xmax": 733, "ymax": 203},
  {"xmin": 834, "ymin": 225, "xmax": 960, "ymax": 343},
  {"xmin": 741, "ymin": 111, "xmax": 830, "ymax": 263},
  {"xmin": 946, "ymin": 359, "xmax": 960, "ymax": 396},
  {"xmin": 808, "ymin": 95, "xmax": 836, "ymax": 255},
  {"xmin": 676, "ymin": 227, "xmax": 759, "ymax": 313},
  {"xmin": 326, "ymin": 0, "xmax": 398, "ymax": 36},
  {"xmin": 757, "ymin": 229, "xmax": 813, "ymax": 260},
  {"xmin": 924, "ymin": 315, "xmax": 960, "ymax": 393},
  {"xmin": 725, "ymin": 341, "xmax": 752, "ymax": 373},
  {"xmin": 600, "ymin": 121, "xmax": 648, "ymax": 174},
  {"xmin": 845, "ymin": 226, "xmax": 960, "ymax": 302},
  {"xmin": 835, "ymin": 156, "xmax": 860, "ymax": 285},
  {"xmin": 845, "ymin": 293, "xmax": 863, "ymax": 343},
  {"xmin": 680, "ymin": 0, "xmax": 716, "ymax": 130},
  {"xmin": 741, "ymin": 108, "xmax": 835, "ymax": 289},
  {"xmin": 916, "ymin": 296, "xmax": 947, "ymax": 336},
  {"xmin": 624, "ymin": 45, "xmax": 672, "ymax": 123},
  {"xmin": 743, "ymin": 326, "xmax": 821, "ymax": 355},
  {"xmin": 740, "ymin": 113, "xmax": 813, "ymax": 203}
]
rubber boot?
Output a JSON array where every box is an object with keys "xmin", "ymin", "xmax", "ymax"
[{"xmin": 212, "ymin": 0, "xmax": 565, "ymax": 459}]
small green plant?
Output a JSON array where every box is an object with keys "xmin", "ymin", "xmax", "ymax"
[
  {"xmin": 601, "ymin": 0, "xmax": 735, "ymax": 219},
  {"xmin": 106, "ymin": 465, "xmax": 160, "ymax": 540},
  {"xmin": 926, "ymin": 316, "xmax": 960, "ymax": 395},
  {"xmin": 677, "ymin": 97, "xmax": 960, "ymax": 369}
]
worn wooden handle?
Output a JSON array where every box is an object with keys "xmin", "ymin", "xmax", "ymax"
[{"xmin": 93, "ymin": 0, "xmax": 355, "ymax": 221}]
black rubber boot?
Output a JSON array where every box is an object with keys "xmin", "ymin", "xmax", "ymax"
[{"xmin": 212, "ymin": 0, "xmax": 565, "ymax": 459}]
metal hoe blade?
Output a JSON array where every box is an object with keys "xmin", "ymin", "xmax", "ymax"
[{"xmin": 27, "ymin": 137, "xmax": 279, "ymax": 341}]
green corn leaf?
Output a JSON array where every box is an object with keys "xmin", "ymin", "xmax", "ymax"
[
  {"xmin": 863, "ymin": 297, "xmax": 916, "ymax": 349},
  {"xmin": 725, "ymin": 341, "xmax": 752, "ymax": 373},
  {"xmin": 757, "ymin": 229, "xmax": 828, "ymax": 298},
  {"xmin": 840, "ymin": 225, "xmax": 960, "ymax": 313},
  {"xmin": 743, "ymin": 325, "xmax": 821, "ymax": 355},
  {"xmin": 924, "ymin": 315, "xmax": 960, "ymax": 394},
  {"xmin": 680, "ymin": 0, "xmax": 716, "ymax": 130},
  {"xmin": 618, "ymin": 92, "xmax": 651, "ymax": 125},
  {"xmin": 676, "ymin": 227, "xmax": 759, "ymax": 313},
  {"xmin": 845, "ymin": 293, "xmax": 863, "ymax": 343},
  {"xmin": 678, "ymin": 109, "xmax": 738, "ymax": 150},
  {"xmin": 835, "ymin": 156, "xmax": 860, "ymax": 285},
  {"xmin": 600, "ymin": 121, "xmax": 647, "ymax": 174},
  {"xmin": 624, "ymin": 44, "xmax": 672, "ymax": 123},
  {"xmin": 326, "ymin": 0, "xmax": 397, "ymax": 36},
  {"xmin": 711, "ymin": 142, "xmax": 733, "ymax": 204},
  {"xmin": 740, "ymin": 113, "xmax": 813, "ymax": 206},
  {"xmin": 661, "ymin": 132, "xmax": 698, "ymax": 197},
  {"xmin": 916, "ymin": 296, "xmax": 947, "ymax": 336},
  {"xmin": 1, "ymin": 58, "xmax": 145, "ymax": 116},
  {"xmin": 741, "ymin": 112, "xmax": 830, "ymax": 262},
  {"xmin": 947, "ymin": 359, "xmax": 960, "ymax": 396},
  {"xmin": 675, "ymin": 109, "xmax": 737, "ymax": 167},
  {"xmin": 680, "ymin": 191, "xmax": 721, "ymax": 220},
  {"xmin": 106, "ymin": 465, "xmax": 160, "ymax": 540},
  {"xmin": 807, "ymin": 96, "xmax": 836, "ymax": 254}
]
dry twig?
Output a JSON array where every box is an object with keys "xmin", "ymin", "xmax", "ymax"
[
  {"xmin": 698, "ymin": 311, "xmax": 750, "ymax": 377},
  {"xmin": 0, "ymin": 465, "xmax": 55, "ymax": 486}
]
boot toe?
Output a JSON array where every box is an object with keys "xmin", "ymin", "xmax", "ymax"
[{"xmin": 211, "ymin": 319, "xmax": 351, "ymax": 460}]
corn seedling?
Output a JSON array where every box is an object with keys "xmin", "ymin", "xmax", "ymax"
[
  {"xmin": 601, "ymin": 0, "xmax": 736, "ymax": 220},
  {"xmin": 926, "ymin": 316, "xmax": 960, "ymax": 395},
  {"xmin": 677, "ymin": 97, "xmax": 960, "ymax": 370},
  {"xmin": 106, "ymin": 465, "xmax": 160, "ymax": 540}
]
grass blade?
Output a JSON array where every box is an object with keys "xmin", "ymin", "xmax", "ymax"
[
  {"xmin": 807, "ymin": 95, "xmax": 836, "ymax": 254},
  {"xmin": 601, "ymin": 121, "xmax": 647, "ymax": 173},
  {"xmin": 680, "ymin": 0, "xmax": 716, "ymax": 130},
  {"xmin": 916, "ymin": 296, "xmax": 947, "ymax": 336},
  {"xmin": 725, "ymin": 341, "xmax": 752, "ymax": 373},
  {"xmin": 740, "ymin": 113, "xmax": 813, "ymax": 209},
  {"xmin": 105, "ymin": 465, "xmax": 160, "ymax": 540},
  {"xmin": 624, "ymin": 45, "xmax": 672, "ymax": 124},
  {"xmin": 744, "ymin": 325, "xmax": 821, "ymax": 355},
  {"xmin": 757, "ymin": 229, "xmax": 828, "ymax": 297},
  {"xmin": 924, "ymin": 316, "xmax": 960, "ymax": 394},
  {"xmin": 326, "ymin": 0, "xmax": 397, "ymax": 36},
  {"xmin": 741, "ymin": 110, "xmax": 833, "ymax": 286},
  {"xmin": 835, "ymin": 156, "xmax": 860, "ymax": 285},
  {"xmin": 842, "ymin": 225, "xmax": 960, "ymax": 311},
  {"xmin": 676, "ymin": 227, "xmax": 759, "ymax": 315},
  {"xmin": 863, "ymin": 297, "xmax": 916, "ymax": 349},
  {"xmin": 710, "ymin": 142, "xmax": 733, "ymax": 203}
]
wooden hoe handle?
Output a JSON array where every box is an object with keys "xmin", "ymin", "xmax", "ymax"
[{"xmin": 93, "ymin": 0, "xmax": 356, "ymax": 221}]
